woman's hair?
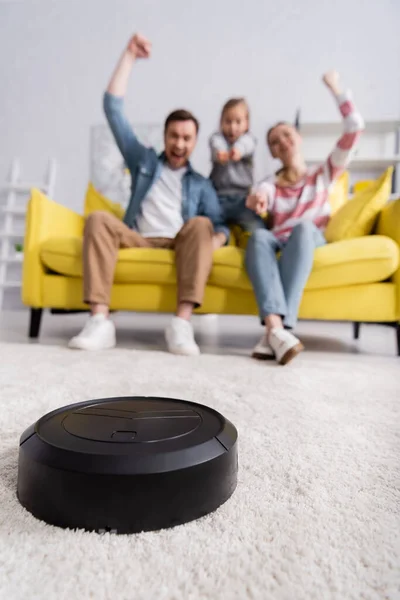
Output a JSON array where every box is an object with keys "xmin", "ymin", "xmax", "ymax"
[
  {"xmin": 266, "ymin": 121, "xmax": 293, "ymax": 147},
  {"xmin": 220, "ymin": 98, "xmax": 249, "ymax": 126},
  {"xmin": 266, "ymin": 122, "xmax": 303, "ymax": 183}
]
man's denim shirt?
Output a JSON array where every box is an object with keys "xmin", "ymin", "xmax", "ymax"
[{"xmin": 103, "ymin": 92, "xmax": 229, "ymax": 241}]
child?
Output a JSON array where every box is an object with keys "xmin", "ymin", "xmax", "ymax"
[{"xmin": 209, "ymin": 98, "xmax": 265, "ymax": 232}]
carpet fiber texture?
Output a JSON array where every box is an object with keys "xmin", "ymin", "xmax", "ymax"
[{"xmin": 0, "ymin": 342, "xmax": 399, "ymax": 600}]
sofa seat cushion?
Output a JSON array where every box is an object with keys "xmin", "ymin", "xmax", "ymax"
[
  {"xmin": 308, "ymin": 235, "xmax": 399, "ymax": 290},
  {"xmin": 40, "ymin": 237, "xmax": 176, "ymax": 284},
  {"xmin": 210, "ymin": 236, "xmax": 399, "ymax": 290},
  {"xmin": 40, "ymin": 234, "xmax": 399, "ymax": 291},
  {"xmin": 40, "ymin": 239, "xmax": 245, "ymax": 285}
]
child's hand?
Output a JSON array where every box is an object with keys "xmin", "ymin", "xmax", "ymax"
[
  {"xmin": 246, "ymin": 191, "xmax": 268, "ymax": 215},
  {"xmin": 230, "ymin": 148, "xmax": 242, "ymax": 162},
  {"xmin": 216, "ymin": 150, "xmax": 230, "ymax": 165}
]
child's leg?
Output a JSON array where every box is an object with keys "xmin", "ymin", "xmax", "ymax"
[
  {"xmin": 218, "ymin": 195, "xmax": 240, "ymax": 224},
  {"xmin": 233, "ymin": 197, "xmax": 265, "ymax": 232}
]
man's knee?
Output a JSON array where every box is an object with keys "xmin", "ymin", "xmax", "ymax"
[
  {"xmin": 189, "ymin": 216, "xmax": 213, "ymax": 230},
  {"xmin": 85, "ymin": 211, "xmax": 113, "ymax": 236},
  {"xmin": 181, "ymin": 216, "xmax": 213, "ymax": 237}
]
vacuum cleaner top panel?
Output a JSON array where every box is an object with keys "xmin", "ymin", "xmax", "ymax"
[{"xmin": 20, "ymin": 397, "xmax": 237, "ymax": 475}]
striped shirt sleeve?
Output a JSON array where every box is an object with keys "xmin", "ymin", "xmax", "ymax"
[
  {"xmin": 319, "ymin": 90, "xmax": 365, "ymax": 185},
  {"xmin": 251, "ymin": 177, "xmax": 276, "ymax": 211}
]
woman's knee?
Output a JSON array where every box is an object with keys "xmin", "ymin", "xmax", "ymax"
[
  {"xmin": 290, "ymin": 221, "xmax": 316, "ymax": 238},
  {"xmin": 247, "ymin": 228, "xmax": 276, "ymax": 248}
]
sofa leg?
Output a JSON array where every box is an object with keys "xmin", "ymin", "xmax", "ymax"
[
  {"xmin": 396, "ymin": 324, "xmax": 400, "ymax": 357},
  {"xmin": 353, "ymin": 322, "xmax": 361, "ymax": 340},
  {"xmin": 29, "ymin": 308, "xmax": 43, "ymax": 339}
]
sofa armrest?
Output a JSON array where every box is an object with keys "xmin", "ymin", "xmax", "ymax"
[
  {"xmin": 377, "ymin": 198, "xmax": 400, "ymax": 318},
  {"xmin": 377, "ymin": 197, "xmax": 400, "ymax": 245},
  {"xmin": 22, "ymin": 188, "xmax": 84, "ymax": 307}
]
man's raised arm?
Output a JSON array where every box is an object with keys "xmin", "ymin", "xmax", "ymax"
[{"xmin": 103, "ymin": 33, "xmax": 152, "ymax": 170}]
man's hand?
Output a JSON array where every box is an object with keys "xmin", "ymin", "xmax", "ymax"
[
  {"xmin": 246, "ymin": 191, "xmax": 268, "ymax": 216},
  {"xmin": 230, "ymin": 148, "xmax": 242, "ymax": 162},
  {"xmin": 216, "ymin": 150, "xmax": 230, "ymax": 165},
  {"xmin": 212, "ymin": 232, "xmax": 227, "ymax": 251},
  {"xmin": 106, "ymin": 33, "xmax": 151, "ymax": 96},
  {"xmin": 127, "ymin": 33, "xmax": 152, "ymax": 59},
  {"xmin": 322, "ymin": 70, "xmax": 341, "ymax": 96}
]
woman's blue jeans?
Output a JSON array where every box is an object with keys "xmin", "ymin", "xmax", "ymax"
[{"xmin": 245, "ymin": 222, "xmax": 326, "ymax": 328}]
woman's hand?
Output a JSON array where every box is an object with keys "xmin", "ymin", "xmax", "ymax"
[
  {"xmin": 246, "ymin": 191, "xmax": 268, "ymax": 215},
  {"xmin": 322, "ymin": 70, "xmax": 342, "ymax": 95}
]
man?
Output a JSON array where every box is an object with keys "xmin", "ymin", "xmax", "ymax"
[{"xmin": 69, "ymin": 33, "xmax": 229, "ymax": 355}]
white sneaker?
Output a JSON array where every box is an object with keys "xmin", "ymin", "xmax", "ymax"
[
  {"xmin": 68, "ymin": 314, "xmax": 116, "ymax": 351},
  {"xmin": 165, "ymin": 317, "xmax": 200, "ymax": 356},
  {"xmin": 268, "ymin": 328, "xmax": 304, "ymax": 365},
  {"xmin": 252, "ymin": 333, "xmax": 275, "ymax": 360}
]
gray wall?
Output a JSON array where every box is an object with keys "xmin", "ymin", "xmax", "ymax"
[{"xmin": 1, "ymin": 0, "xmax": 400, "ymax": 211}]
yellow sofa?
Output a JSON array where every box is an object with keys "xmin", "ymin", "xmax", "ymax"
[{"xmin": 22, "ymin": 188, "xmax": 400, "ymax": 355}]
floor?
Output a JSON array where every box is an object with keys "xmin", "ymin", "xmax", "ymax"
[
  {"xmin": 0, "ymin": 311, "xmax": 399, "ymax": 600},
  {"xmin": 0, "ymin": 310, "xmax": 398, "ymax": 358}
]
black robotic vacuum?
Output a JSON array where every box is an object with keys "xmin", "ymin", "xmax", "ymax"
[{"xmin": 17, "ymin": 396, "xmax": 238, "ymax": 534}]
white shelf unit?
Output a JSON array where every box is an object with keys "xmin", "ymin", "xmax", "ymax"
[
  {"xmin": 0, "ymin": 207, "xmax": 26, "ymax": 216},
  {"xmin": 0, "ymin": 159, "xmax": 57, "ymax": 310},
  {"xmin": 2, "ymin": 256, "xmax": 24, "ymax": 265},
  {"xmin": 300, "ymin": 119, "xmax": 400, "ymax": 135},
  {"xmin": 299, "ymin": 119, "xmax": 400, "ymax": 194}
]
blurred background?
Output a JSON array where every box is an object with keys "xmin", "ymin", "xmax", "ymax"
[
  {"xmin": 1, "ymin": 0, "xmax": 399, "ymax": 209},
  {"xmin": 0, "ymin": 0, "xmax": 399, "ymax": 309}
]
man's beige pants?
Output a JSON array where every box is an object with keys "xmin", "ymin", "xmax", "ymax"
[{"xmin": 83, "ymin": 211, "xmax": 214, "ymax": 308}]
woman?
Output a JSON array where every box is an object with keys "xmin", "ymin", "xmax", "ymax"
[{"xmin": 245, "ymin": 70, "xmax": 364, "ymax": 365}]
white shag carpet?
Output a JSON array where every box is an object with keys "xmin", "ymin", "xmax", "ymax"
[{"xmin": 0, "ymin": 341, "xmax": 399, "ymax": 600}]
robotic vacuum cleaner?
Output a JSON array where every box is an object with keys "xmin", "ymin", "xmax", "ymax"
[{"xmin": 17, "ymin": 396, "xmax": 238, "ymax": 533}]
